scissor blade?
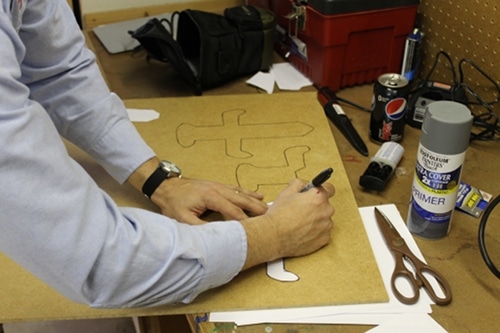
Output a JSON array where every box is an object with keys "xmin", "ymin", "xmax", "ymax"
[{"xmin": 374, "ymin": 207, "xmax": 405, "ymax": 248}]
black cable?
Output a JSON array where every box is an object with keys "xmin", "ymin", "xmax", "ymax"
[
  {"xmin": 336, "ymin": 96, "xmax": 372, "ymax": 113},
  {"xmin": 458, "ymin": 58, "xmax": 500, "ymax": 106},
  {"xmin": 478, "ymin": 194, "xmax": 500, "ymax": 279},
  {"xmin": 412, "ymin": 51, "xmax": 500, "ymax": 141},
  {"xmin": 411, "ymin": 50, "xmax": 458, "ymax": 94},
  {"xmin": 312, "ymin": 84, "xmax": 372, "ymax": 113},
  {"xmin": 455, "ymin": 59, "xmax": 500, "ymax": 141}
]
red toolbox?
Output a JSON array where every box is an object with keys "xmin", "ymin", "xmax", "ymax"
[{"xmin": 247, "ymin": 0, "xmax": 419, "ymax": 92}]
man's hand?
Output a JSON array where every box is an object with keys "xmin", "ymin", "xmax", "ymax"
[
  {"xmin": 240, "ymin": 178, "xmax": 335, "ymax": 270},
  {"xmin": 151, "ymin": 177, "xmax": 268, "ymax": 225},
  {"xmin": 127, "ymin": 157, "xmax": 268, "ymax": 224}
]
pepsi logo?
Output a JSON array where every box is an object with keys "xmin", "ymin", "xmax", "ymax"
[{"xmin": 385, "ymin": 98, "xmax": 407, "ymax": 120}]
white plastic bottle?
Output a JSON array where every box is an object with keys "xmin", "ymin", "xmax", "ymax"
[{"xmin": 407, "ymin": 101, "xmax": 473, "ymax": 239}]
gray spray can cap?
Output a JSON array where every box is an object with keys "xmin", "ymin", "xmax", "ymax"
[{"xmin": 420, "ymin": 101, "xmax": 473, "ymax": 154}]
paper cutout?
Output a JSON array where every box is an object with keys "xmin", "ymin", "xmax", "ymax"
[
  {"xmin": 126, "ymin": 108, "xmax": 159, "ymax": 122},
  {"xmin": 266, "ymin": 259, "xmax": 299, "ymax": 282}
]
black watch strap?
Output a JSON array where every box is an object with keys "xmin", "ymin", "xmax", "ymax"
[{"xmin": 142, "ymin": 167, "xmax": 168, "ymax": 198}]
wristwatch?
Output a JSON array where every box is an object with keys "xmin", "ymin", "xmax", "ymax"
[{"xmin": 142, "ymin": 160, "xmax": 182, "ymax": 198}]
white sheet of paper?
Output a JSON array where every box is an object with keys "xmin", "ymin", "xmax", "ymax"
[
  {"xmin": 366, "ymin": 313, "xmax": 447, "ymax": 333},
  {"xmin": 271, "ymin": 63, "xmax": 313, "ymax": 91},
  {"xmin": 127, "ymin": 108, "xmax": 160, "ymax": 122},
  {"xmin": 246, "ymin": 71, "xmax": 275, "ymax": 94},
  {"xmin": 210, "ymin": 204, "xmax": 444, "ymax": 330}
]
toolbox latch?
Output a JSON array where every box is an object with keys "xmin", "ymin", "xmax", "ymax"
[{"xmin": 284, "ymin": 1, "xmax": 307, "ymax": 35}]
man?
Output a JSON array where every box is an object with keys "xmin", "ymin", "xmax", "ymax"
[{"xmin": 0, "ymin": 0, "xmax": 335, "ymax": 308}]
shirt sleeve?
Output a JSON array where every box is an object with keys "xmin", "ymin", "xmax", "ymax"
[
  {"xmin": 18, "ymin": 0, "xmax": 154, "ymax": 183},
  {"xmin": 0, "ymin": 0, "xmax": 247, "ymax": 308}
]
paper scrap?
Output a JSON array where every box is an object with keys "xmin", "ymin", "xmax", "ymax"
[
  {"xmin": 247, "ymin": 63, "xmax": 313, "ymax": 93},
  {"xmin": 271, "ymin": 63, "xmax": 313, "ymax": 91},
  {"xmin": 246, "ymin": 71, "xmax": 275, "ymax": 94},
  {"xmin": 127, "ymin": 108, "xmax": 160, "ymax": 122}
]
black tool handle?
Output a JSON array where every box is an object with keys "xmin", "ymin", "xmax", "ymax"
[{"xmin": 318, "ymin": 87, "xmax": 369, "ymax": 156}]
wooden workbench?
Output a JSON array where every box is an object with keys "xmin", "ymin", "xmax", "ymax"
[
  {"xmin": 1, "ymin": 1, "xmax": 497, "ymax": 331},
  {"xmin": 83, "ymin": 14, "xmax": 500, "ymax": 332}
]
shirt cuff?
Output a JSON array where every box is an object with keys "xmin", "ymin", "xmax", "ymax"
[{"xmin": 181, "ymin": 220, "xmax": 248, "ymax": 303}]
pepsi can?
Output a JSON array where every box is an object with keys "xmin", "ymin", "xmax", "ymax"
[{"xmin": 369, "ymin": 73, "xmax": 410, "ymax": 143}]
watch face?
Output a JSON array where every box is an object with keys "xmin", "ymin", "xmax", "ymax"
[{"xmin": 159, "ymin": 160, "xmax": 181, "ymax": 177}]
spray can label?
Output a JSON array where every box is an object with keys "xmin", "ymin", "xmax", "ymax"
[{"xmin": 409, "ymin": 144, "xmax": 465, "ymax": 238}]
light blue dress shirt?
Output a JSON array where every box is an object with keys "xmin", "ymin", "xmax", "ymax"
[{"xmin": 0, "ymin": 0, "xmax": 246, "ymax": 308}]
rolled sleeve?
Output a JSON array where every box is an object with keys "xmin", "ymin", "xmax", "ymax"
[{"xmin": 82, "ymin": 208, "xmax": 248, "ymax": 308}]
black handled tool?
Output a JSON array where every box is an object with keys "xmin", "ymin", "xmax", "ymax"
[{"xmin": 317, "ymin": 86, "xmax": 369, "ymax": 156}]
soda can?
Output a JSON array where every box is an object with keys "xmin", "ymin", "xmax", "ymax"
[{"xmin": 369, "ymin": 73, "xmax": 410, "ymax": 143}]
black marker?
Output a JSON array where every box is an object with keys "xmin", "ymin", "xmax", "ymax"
[{"xmin": 300, "ymin": 168, "xmax": 334, "ymax": 193}]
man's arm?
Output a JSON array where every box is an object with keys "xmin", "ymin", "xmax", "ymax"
[
  {"xmin": 0, "ymin": 0, "xmax": 335, "ymax": 309},
  {"xmin": 19, "ymin": 0, "xmax": 155, "ymax": 184},
  {"xmin": 18, "ymin": 0, "xmax": 268, "ymax": 223},
  {"xmin": 126, "ymin": 158, "xmax": 336, "ymax": 269},
  {"xmin": 0, "ymin": 0, "xmax": 247, "ymax": 307}
]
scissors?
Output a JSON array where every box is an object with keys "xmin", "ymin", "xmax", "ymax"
[{"xmin": 374, "ymin": 207, "xmax": 452, "ymax": 305}]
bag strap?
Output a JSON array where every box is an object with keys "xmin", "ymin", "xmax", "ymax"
[
  {"xmin": 225, "ymin": 5, "xmax": 265, "ymax": 30},
  {"xmin": 130, "ymin": 16, "xmax": 202, "ymax": 95}
]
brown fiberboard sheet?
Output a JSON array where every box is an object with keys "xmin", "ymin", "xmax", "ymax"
[{"xmin": 0, "ymin": 92, "xmax": 387, "ymax": 322}]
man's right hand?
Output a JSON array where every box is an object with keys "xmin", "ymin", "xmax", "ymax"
[{"xmin": 240, "ymin": 178, "xmax": 335, "ymax": 270}]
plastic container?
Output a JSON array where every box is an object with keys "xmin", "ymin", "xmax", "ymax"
[{"xmin": 248, "ymin": 0, "xmax": 419, "ymax": 92}]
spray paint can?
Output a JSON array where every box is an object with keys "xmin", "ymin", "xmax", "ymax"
[{"xmin": 407, "ymin": 101, "xmax": 473, "ymax": 239}]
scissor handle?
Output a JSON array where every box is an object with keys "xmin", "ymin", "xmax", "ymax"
[
  {"xmin": 391, "ymin": 252, "xmax": 452, "ymax": 306},
  {"xmin": 391, "ymin": 256, "xmax": 420, "ymax": 305},
  {"xmin": 416, "ymin": 264, "xmax": 453, "ymax": 305}
]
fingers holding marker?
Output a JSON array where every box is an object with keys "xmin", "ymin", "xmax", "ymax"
[{"xmin": 300, "ymin": 168, "xmax": 334, "ymax": 193}]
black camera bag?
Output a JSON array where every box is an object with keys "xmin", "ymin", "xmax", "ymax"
[{"xmin": 130, "ymin": 6, "xmax": 275, "ymax": 95}]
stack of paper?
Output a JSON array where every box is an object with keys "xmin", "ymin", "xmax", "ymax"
[{"xmin": 209, "ymin": 204, "xmax": 448, "ymax": 332}]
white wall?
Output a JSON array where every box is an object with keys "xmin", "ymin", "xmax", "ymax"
[{"xmin": 80, "ymin": 0, "xmax": 196, "ymax": 14}]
